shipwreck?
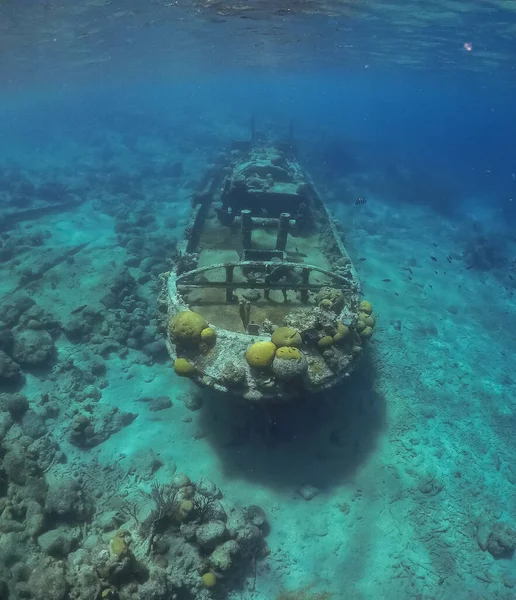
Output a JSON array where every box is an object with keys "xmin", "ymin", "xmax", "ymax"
[{"xmin": 160, "ymin": 130, "xmax": 376, "ymax": 401}]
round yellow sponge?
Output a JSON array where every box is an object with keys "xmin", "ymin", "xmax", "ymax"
[
  {"xmin": 271, "ymin": 327, "xmax": 302, "ymax": 348},
  {"xmin": 360, "ymin": 326, "xmax": 374, "ymax": 339},
  {"xmin": 169, "ymin": 311, "xmax": 207, "ymax": 344},
  {"xmin": 200, "ymin": 327, "xmax": 217, "ymax": 345},
  {"xmin": 360, "ymin": 314, "xmax": 375, "ymax": 328},
  {"xmin": 333, "ymin": 322, "xmax": 350, "ymax": 343},
  {"xmin": 173, "ymin": 358, "xmax": 196, "ymax": 377},
  {"xmin": 355, "ymin": 320, "xmax": 366, "ymax": 332},
  {"xmin": 318, "ymin": 335, "xmax": 334, "ymax": 348},
  {"xmin": 245, "ymin": 341, "xmax": 277, "ymax": 368},
  {"xmin": 201, "ymin": 572, "xmax": 217, "ymax": 588},
  {"xmin": 275, "ymin": 346, "xmax": 302, "ymax": 360},
  {"xmin": 359, "ymin": 300, "xmax": 373, "ymax": 315}
]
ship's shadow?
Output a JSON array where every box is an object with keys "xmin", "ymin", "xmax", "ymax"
[{"xmin": 197, "ymin": 348, "xmax": 386, "ymax": 492}]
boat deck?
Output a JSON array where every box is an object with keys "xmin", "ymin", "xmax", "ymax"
[{"xmin": 185, "ymin": 206, "xmax": 333, "ymax": 332}]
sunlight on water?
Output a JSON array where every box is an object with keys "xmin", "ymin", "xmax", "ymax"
[{"xmin": 1, "ymin": 0, "xmax": 516, "ymax": 85}]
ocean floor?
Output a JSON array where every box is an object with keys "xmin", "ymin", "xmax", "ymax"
[{"xmin": 1, "ymin": 126, "xmax": 516, "ymax": 600}]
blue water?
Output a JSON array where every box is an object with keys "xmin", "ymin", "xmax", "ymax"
[{"xmin": 1, "ymin": 2, "xmax": 516, "ymax": 599}]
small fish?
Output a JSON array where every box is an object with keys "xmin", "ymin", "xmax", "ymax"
[
  {"xmin": 382, "ymin": 278, "xmax": 391, "ymax": 282},
  {"xmin": 408, "ymin": 276, "xmax": 412, "ymax": 280},
  {"xmin": 433, "ymin": 242, "xmax": 438, "ymax": 248},
  {"xmin": 71, "ymin": 304, "xmax": 87, "ymax": 314},
  {"xmin": 447, "ymin": 255, "xmax": 452, "ymax": 263},
  {"xmin": 359, "ymin": 257, "xmax": 367, "ymax": 261},
  {"xmin": 430, "ymin": 256, "xmax": 437, "ymax": 262},
  {"xmin": 466, "ymin": 264, "xmax": 474, "ymax": 270},
  {"xmin": 353, "ymin": 196, "xmax": 366, "ymax": 206},
  {"xmin": 394, "ymin": 292, "xmax": 399, "ymax": 296}
]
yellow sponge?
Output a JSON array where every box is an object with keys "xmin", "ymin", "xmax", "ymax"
[
  {"xmin": 333, "ymin": 322, "xmax": 350, "ymax": 343},
  {"xmin": 271, "ymin": 327, "xmax": 302, "ymax": 348},
  {"xmin": 360, "ymin": 326, "xmax": 374, "ymax": 339},
  {"xmin": 275, "ymin": 347, "xmax": 302, "ymax": 360},
  {"xmin": 201, "ymin": 572, "xmax": 217, "ymax": 588},
  {"xmin": 246, "ymin": 341, "xmax": 277, "ymax": 368},
  {"xmin": 174, "ymin": 358, "xmax": 196, "ymax": 377},
  {"xmin": 201, "ymin": 327, "xmax": 217, "ymax": 345},
  {"xmin": 360, "ymin": 314, "xmax": 375, "ymax": 328},
  {"xmin": 110, "ymin": 535, "xmax": 127, "ymax": 556},
  {"xmin": 169, "ymin": 311, "xmax": 207, "ymax": 344},
  {"xmin": 318, "ymin": 335, "xmax": 334, "ymax": 348},
  {"xmin": 359, "ymin": 300, "xmax": 373, "ymax": 315}
]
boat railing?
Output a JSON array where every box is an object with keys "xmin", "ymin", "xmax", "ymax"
[{"xmin": 175, "ymin": 261, "xmax": 354, "ymax": 304}]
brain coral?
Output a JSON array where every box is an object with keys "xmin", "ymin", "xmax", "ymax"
[
  {"xmin": 272, "ymin": 347, "xmax": 308, "ymax": 380},
  {"xmin": 271, "ymin": 327, "xmax": 302, "ymax": 348},
  {"xmin": 169, "ymin": 311, "xmax": 207, "ymax": 345},
  {"xmin": 333, "ymin": 322, "xmax": 350, "ymax": 343},
  {"xmin": 245, "ymin": 341, "xmax": 277, "ymax": 368},
  {"xmin": 359, "ymin": 300, "xmax": 373, "ymax": 315}
]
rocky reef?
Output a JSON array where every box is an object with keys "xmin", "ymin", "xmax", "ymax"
[{"xmin": 0, "ymin": 400, "xmax": 269, "ymax": 600}]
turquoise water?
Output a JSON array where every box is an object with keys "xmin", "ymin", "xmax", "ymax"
[{"xmin": 1, "ymin": 2, "xmax": 516, "ymax": 599}]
